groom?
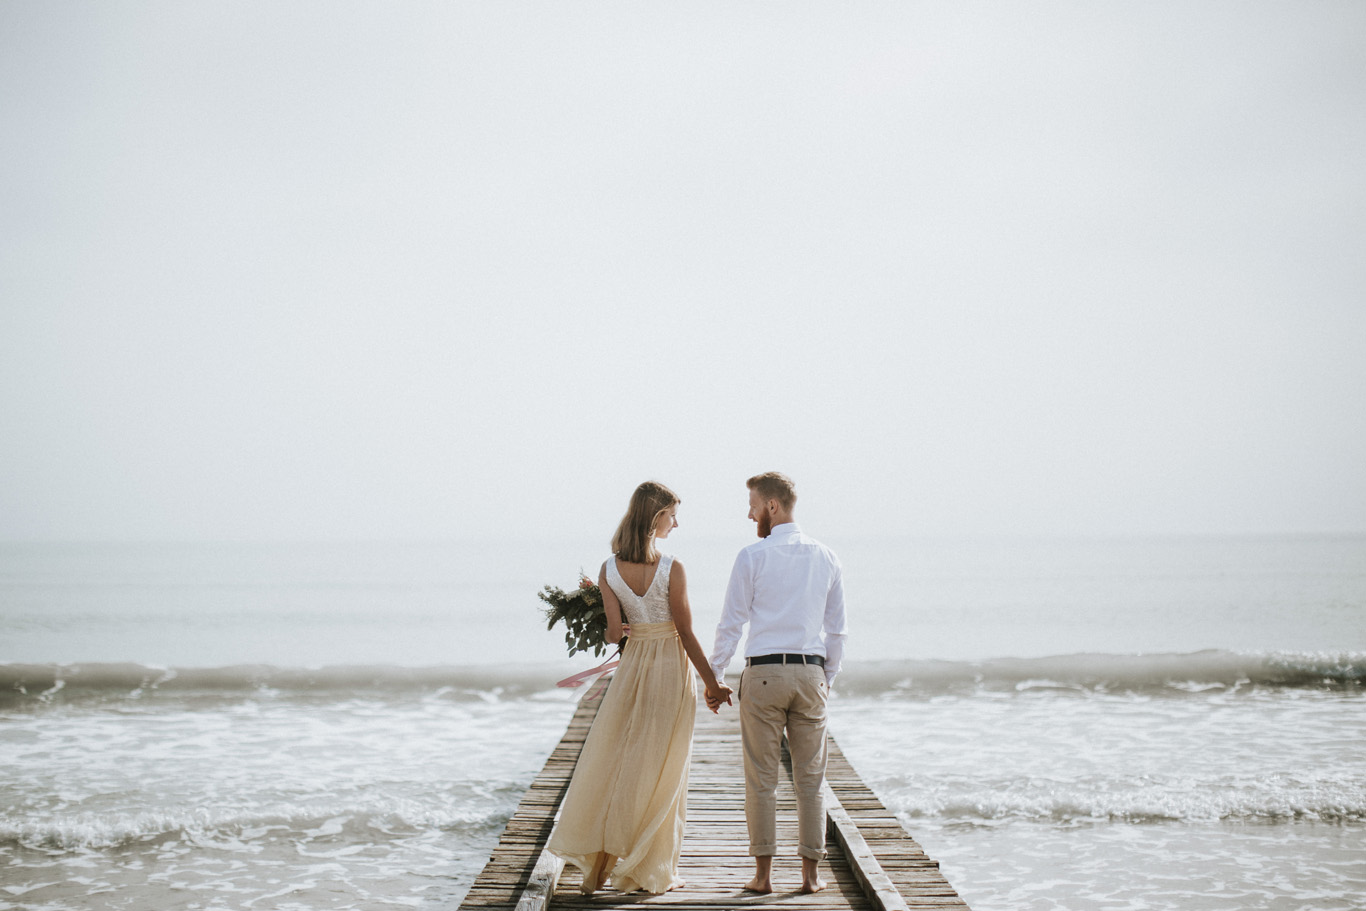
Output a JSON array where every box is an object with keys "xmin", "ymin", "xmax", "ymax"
[{"xmin": 708, "ymin": 472, "xmax": 848, "ymax": 894}]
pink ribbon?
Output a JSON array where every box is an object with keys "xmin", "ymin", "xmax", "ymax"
[
  {"xmin": 556, "ymin": 627, "xmax": 628, "ymax": 691},
  {"xmin": 556, "ymin": 658, "xmax": 620, "ymax": 689}
]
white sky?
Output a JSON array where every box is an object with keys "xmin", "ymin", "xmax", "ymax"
[{"xmin": 2, "ymin": 2, "xmax": 1364, "ymax": 542}]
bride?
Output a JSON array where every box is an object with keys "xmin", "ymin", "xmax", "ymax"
[{"xmin": 547, "ymin": 481, "xmax": 732, "ymax": 894}]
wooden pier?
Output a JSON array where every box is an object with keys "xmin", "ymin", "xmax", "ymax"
[{"xmin": 458, "ymin": 676, "xmax": 971, "ymax": 911}]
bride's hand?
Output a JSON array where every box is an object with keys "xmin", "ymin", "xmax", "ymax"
[{"xmin": 705, "ymin": 683, "xmax": 733, "ymax": 713}]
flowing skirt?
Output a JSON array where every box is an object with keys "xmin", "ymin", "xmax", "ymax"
[{"xmin": 546, "ymin": 621, "xmax": 697, "ymax": 893}]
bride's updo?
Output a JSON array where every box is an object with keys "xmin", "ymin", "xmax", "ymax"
[{"xmin": 612, "ymin": 481, "xmax": 680, "ymax": 565}]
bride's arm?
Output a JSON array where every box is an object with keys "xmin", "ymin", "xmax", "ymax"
[
  {"xmin": 599, "ymin": 562, "xmax": 626, "ymax": 645},
  {"xmin": 669, "ymin": 560, "xmax": 733, "ymax": 712}
]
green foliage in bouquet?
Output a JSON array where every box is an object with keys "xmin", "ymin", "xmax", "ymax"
[{"xmin": 539, "ymin": 574, "xmax": 624, "ymax": 658}]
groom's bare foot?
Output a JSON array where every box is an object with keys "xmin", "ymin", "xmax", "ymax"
[
  {"xmin": 744, "ymin": 856, "xmax": 773, "ymax": 893},
  {"xmin": 799, "ymin": 858, "xmax": 827, "ymax": 893},
  {"xmin": 742, "ymin": 877, "xmax": 773, "ymax": 894}
]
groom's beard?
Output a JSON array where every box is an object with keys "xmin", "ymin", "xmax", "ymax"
[{"xmin": 756, "ymin": 512, "xmax": 772, "ymax": 539}]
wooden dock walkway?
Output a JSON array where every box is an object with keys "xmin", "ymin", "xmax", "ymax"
[{"xmin": 457, "ymin": 676, "xmax": 970, "ymax": 911}]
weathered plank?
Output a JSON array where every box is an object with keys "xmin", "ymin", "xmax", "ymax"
[
  {"xmin": 823, "ymin": 782, "xmax": 910, "ymax": 911},
  {"xmin": 515, "ymin": 849, "xmax": 564, "ymax": 911}
]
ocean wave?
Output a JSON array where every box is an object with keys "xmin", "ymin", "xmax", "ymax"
[
  {"xmin": 0, "ymin": 662, "xmax": 565, "ymax": 704},
  {"xmin": 882, "ymin": 780, "xmax": 1366, "ymax": 825},
  {"xmin": 9, "ymin": 783, "xmax": 1358, "ymax": 852},
  {"xmin": 2, "ymin": 650, "xmax": 1362, "ymax": 705},
  {"xmin": 0, "ymin": 801, "xmax": 511, "ymax": 851},
  {"xmin": 834, "ymin": 650, "xmax": 1366, "ymax": 696}
]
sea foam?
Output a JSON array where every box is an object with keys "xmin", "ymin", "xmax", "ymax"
[{"xmin": 2, "ymin": 650, "xmax": 1362, "ymax": 705}]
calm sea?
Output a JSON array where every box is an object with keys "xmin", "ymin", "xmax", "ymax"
[{"xmin": 2, "ymin": 535, "xmax": 1364, "ymax": 910}]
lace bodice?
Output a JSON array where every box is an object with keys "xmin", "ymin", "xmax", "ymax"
[{"xmin": 605, "ymin": 553, "xmax": 674, "ymax": 625}]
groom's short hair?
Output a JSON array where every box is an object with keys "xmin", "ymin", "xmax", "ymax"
[{"xmin": 747, "ymin": 472, "xmax": 797, "ymax": 511}]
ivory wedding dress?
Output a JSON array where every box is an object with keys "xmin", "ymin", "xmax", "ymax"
[{"xmin": 546, "ymin": 552, "xmax": 696, "ymax": 893}]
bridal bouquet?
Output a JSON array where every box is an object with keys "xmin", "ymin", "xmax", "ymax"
[{"xmin": 539, "ymin": 573, "xmax": 626, "ymax": 658}]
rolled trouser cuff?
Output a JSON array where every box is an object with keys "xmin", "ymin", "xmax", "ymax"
[
  {"xmin": 798, "ymin": 842, "xmax": 827, "ymax": 861},
  {"xmin": 748, "ymin": 843, "xmax": 778, "ymax": 857}
]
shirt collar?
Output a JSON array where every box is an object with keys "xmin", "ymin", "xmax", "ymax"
[{"xmin": 769, "ymin": 522, "xmax": 801, "ymax": 538}]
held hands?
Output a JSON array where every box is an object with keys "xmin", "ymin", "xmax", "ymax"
[{"xmin": 705, "ymin": 683, "xmax": 733, "ymax": 714}]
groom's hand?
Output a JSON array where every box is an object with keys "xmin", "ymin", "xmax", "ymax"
[{"xmin": 705, "ymin": 683, "xmax": 733, "ymax": 713}]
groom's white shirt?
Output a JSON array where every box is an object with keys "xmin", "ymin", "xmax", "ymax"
[{"xmin": 709, "ymin": 523, "xmax": 848, "ymax": 686}]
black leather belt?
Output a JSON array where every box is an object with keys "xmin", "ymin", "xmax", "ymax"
[{"xmin": 746, "ymin": 653, "xmax": 825, "ymax": 667}]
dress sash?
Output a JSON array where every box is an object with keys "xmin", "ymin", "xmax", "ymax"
[{"xmin": 624, "ymin": 621, "xmax": 678, "ymax": 641}]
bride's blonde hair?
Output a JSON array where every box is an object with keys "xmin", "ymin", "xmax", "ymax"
[{"xmin": 611, "ymin": 481, "xmax": 680, "ymax": 565}]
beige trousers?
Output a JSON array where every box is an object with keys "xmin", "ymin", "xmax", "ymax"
[{"xmin": 738, "ymin": 662, "xmax": 829, "ymax": 860}]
